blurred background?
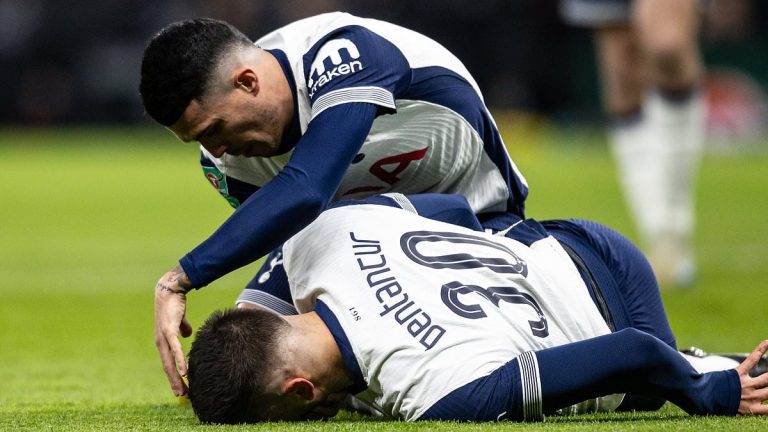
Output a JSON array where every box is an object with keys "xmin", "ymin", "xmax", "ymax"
[
  {"xmin": 1, "ymin": 2, "xmax": 767, "ymax": 428},
  {"xmin": 0, "ymin": 0, "xmax": 766, "ymax": 142}
]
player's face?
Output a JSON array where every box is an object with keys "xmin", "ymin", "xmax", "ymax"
[
  {"xmin": 261, "ymin": 389, "xmax": 347, "ymax": 421},
  {"xmin": 303, "ymin": 390, "xmax": 347, "ymax": 420},
  {"xmin": 169, "ymin": 87, "xmax": 284, "ymax": 158}
]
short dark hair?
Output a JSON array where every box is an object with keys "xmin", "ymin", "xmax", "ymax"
[
  {"xmin": 139, "ymin": 18, "xmax": 253, "ymax": 126},
  {"xmin": 188, "ymin": 308, "xmax": 287, "ymax": 424}
]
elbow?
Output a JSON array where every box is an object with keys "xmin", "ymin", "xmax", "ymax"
[
  {"xmin": 618, "ymin": 328, "xmax": 671, "ymax": 370},
  {"xmin": 302, "ymin": 189, "xmax": 327, "ymax": 217},
  {"xmin": 279, "ymin": 166, "xmax": 333, "ymax": 220},
  {"xmin": 296, "ymin": 183, "xmax": 330, "ymax": 221}
]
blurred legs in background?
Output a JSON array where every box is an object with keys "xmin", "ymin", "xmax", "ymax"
[{"xmin": 562, "ymin": 0, "xmax": 704, "ymax": 287}]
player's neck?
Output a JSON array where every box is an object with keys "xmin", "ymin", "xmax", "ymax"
[
  {"xmin": 260, "ymin": 49, "xmax": 294, "ymax": 134},
  {"xmin": 284, "ymin": 312, "xmax": 354, "ymax": 392}
]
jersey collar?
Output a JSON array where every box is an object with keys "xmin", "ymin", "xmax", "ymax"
[{"xmin": 314, "ymin": 300, "xmax": 368, "ymax": 394}]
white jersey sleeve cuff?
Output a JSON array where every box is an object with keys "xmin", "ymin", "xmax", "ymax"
[
  {"xmin": 517, "ymin": 351, "xmax": 544, "ymax": 421},
  {"xmin": 310, "ymin": 86, "xmax": 396, "ymax": 120},
  {"xmin": 381, "ymin": 192, "xmax": 418, "ymax": 214},
  {"xmin": 236, "ymin": 290, "xmax": 298, "ymax": 315}
]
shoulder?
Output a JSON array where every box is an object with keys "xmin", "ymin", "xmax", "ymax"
[{"xmin": 255, "ymin": 12, "xmax": 386, "ymax": 55}]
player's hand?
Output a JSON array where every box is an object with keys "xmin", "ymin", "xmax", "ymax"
[
  {"xmin": 736, "ymin": 339, "xmax": 768, "ymax": 415},
  {"xmin": 154, "ymin": 265, "xmax": 194, "ymax": 396}
]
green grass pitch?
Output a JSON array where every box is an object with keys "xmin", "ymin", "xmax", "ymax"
[{"xmin": 0, "ymin": 124, "xmax": 766, "ymax": 431}]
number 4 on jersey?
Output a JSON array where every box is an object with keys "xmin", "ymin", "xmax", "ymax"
[{"xmin": 343, "ymin": 147, "xmax": 429, "ymax": 196}]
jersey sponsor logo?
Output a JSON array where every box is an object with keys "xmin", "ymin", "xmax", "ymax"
[
  {"xmin": 202, "ymin": 166, "xmax": 241, "ymax": 208},
  {"xmin": 308, "ymin": 39, "xmax": 364, "ymax": 97},
  {"xmin": 342, "ymin": 147, "xmax": 429, "ymax": 196},
  {"xmin": 350, "ymin": 232, "xmax": 446, "ymax": 350}
]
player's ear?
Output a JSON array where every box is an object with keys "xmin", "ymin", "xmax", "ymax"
[
  {"xmin": 282, "ymin": 377, "xmax": 315, "ymax": 401},
  {"xmin": 233, "ymin": 68, "xmax": 259, "ymax": 95}
]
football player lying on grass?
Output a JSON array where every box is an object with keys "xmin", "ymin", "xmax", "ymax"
[
  {"xmin": 144, "ymin": 14, "xmax": 531, "ymax": 397},
  {"xmin": 186, "ymin": 194, "xmax": 768, "ymax": 422}
]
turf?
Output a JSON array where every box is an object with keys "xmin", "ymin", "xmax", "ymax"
[{"xmin": 0, "ymin": 124, "xmax": 766, "ymax": 431}]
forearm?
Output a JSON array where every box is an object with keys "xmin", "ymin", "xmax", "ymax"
[
  {"xmin": 180, "ymin": 103, "xmax": 379, "ymax": 288},
  {"xmin": 421, "ymin": 328, "xmax": 740, "ymax": 421},
  {"xmin": 180, "ymin": 170, "xmax": 325, "ymax": 288},
  {"xmin": 535, "ymin": 328, "xmax": 740, "ymax": 417}
]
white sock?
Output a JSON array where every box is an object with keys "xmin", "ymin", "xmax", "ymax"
[
  {"xmin": 609, "ymin": 90, "xmax": 705, "ymax": 285},
  {"xmin": 610, "ymin": 115, "xmax": 666, "ymax": 247},
  {"xmin": 680, "ymin": 352, "xmax": 739, "ymax": 373},
  {"xmin": 643, "ymin": 90, "xmax": 705, "ymax": 246}
]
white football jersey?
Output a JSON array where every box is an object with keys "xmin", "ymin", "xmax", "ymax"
[
  {"xmin": 282, "ymin": 204, "xmax": 612, "ymax": 420},
  {"xmin": 201, "ymin": 12, "xmax": 527, "ymax": 215}
]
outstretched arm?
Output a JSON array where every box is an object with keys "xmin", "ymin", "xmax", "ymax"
[
  {"xmin": 180, "ymin": 102, "xmax": 378, "ymax": 288},
  {"xmin": 156, "ymin": 24, "xmax": 413, "ymax": 396},
  {"xmin": 420, "ymin": 328, "xmax": 763, "ymax": 421},
  {"xmin": 181, "ymin": 22, "xmax": 416, "ymax": 289},
  {"xmin": 533, "ymin": 328, "xmax": 740, "ymax": 417},
  {"xmin": 154, "ymin": 102, "xmax": 377, "ymax": 396}
]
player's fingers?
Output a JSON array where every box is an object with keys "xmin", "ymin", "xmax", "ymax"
[
  {"xmin": 748, "ymin": 386, "xmax": 768, "ymax": 402},
  {"xmin": 167, "ymin": 330, "xmax": 188, "ymax": 378},
  {"xmin": 156, "ymin": 335, "xmax": 185, "ymax": 395},
  {"xmin": 756, "ymin": 339, "xmax": 768, "ymax": 357},
  {"xmin": 743, "ymin": 402, "xmax": 768, "ymax": 416},
  {"xmin": 756, "ymin": 367, "xmax": 768, "ymax": 383},
  {"xmin": 748, "ymin": 371, "xmax": 768, "ymax": 391},
  {"xmin": 180, "ymin": 316, "xmax": 193, "ymax": 338},
  {"xmin": 737, "ymin": 340, "xmax": 768, "ymax": 375}
]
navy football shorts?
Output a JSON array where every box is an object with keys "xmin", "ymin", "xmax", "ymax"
[{"xmin": 545, "ymin": 219, "xmax": 677, "ymax": 349}]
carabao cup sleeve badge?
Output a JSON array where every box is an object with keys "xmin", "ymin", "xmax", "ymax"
[{"xmin": 202, "ymin": 166, "xmax": 241, "ymax": 208}]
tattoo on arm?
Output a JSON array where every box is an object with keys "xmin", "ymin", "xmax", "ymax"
[
  {"xmin": 158, "ymin": 283, "xmax": 185, "ymax": 295},
  {"xmin": 168, "ymin": 265, "xmax": 192, "ymax": 288},
  {"xmin": 157, "ymin": 265, "xmax": 193, "ymax": 294}
]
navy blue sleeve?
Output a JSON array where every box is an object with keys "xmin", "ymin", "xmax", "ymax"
[
  {"xmin": 419, "ymin": 328, "xmax": 741, "ymax": 421},
  {"xmin": 179, "ymin": 102, "xmax": 378, "ymax": 288}
]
